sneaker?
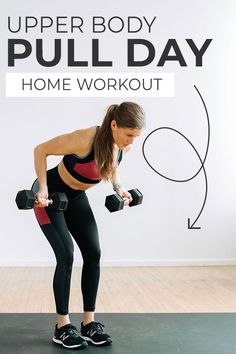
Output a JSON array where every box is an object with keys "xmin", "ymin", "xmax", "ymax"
[
  {"xmin": 53, "ymin": 323, "xmax": 88, "ymax": 350},
  {"xmin": 80, "ymin": 321, "xmax": 112, "ymax": 346}
]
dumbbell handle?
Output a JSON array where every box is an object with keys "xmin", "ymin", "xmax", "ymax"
[
  {"xmin": 123, "ymin": 197, "xmax": 130, "ymax": 202},
  {"xmin": 118, "ymin": 195, "xmax": 131, "ymax": 202},
  {"xmin": 35, "ymin": 198, "xmax": 53, "ymax": 205}
]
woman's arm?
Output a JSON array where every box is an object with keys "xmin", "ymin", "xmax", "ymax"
[
  {"xmin": 110, "ymin": 168, "xmax": 122, "ymax": 192},
  {"xmin": 110, "ymin": 168, "xmax": 132, "ymax": 206},
  {"xmin": 33, "ymin": 127, "xmax": 94, "ymax": 206}
]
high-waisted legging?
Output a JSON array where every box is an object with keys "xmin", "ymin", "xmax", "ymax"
[{"xmin": 31, "ymin": 166, "xmax": 101, "ymax": 315}]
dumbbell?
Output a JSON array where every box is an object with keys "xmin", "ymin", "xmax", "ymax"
[
  {"xmin": 105, "ymin": 188, "xmax": 143, "ymax": 213},
  {"xmin": 15, "ymin": 189, "xmax": 68, "ymax": 211}
]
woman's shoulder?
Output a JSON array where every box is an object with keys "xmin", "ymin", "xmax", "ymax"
[
  {"xmin": 72, "ymin": 126, "xmax": 98, "ymax": 150},
  {"xmin": 73, "ymin": 125, "xmax": 96, "ymax": 135},
  {"xmin": 72, "ymin": 126, "xmax": 97, "ymax": 140}
]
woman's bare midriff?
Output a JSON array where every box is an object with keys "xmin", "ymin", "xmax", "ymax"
[{"xmin": 58, "ymin": 160, "xmax": 97, "ymax": 191}]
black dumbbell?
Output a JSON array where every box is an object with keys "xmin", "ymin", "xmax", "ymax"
[
  {"xmin": 15, "ymin": 189, "xmax": 68, "ymax": 211},
  {"xmin": 105, "ymin": 188, "xmax": 143, "ymax": 213}
]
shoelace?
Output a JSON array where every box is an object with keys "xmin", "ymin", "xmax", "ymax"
[
  {"xmin": 89, "ymin": 322, "xmax": 105, "ymax": 334},
  {"xmin": 63, "ymin": 324, "xmax": 80, "ymax": 338}
]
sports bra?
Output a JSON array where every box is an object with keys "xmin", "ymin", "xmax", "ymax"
[{"xmin": 62, "ymin": 126, "xmax": 123, "ymax": 184}]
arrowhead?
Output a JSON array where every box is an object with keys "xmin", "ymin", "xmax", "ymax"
[{"xmin": 188, "ymin": 218, "xmax": 201, "ymax": 230}]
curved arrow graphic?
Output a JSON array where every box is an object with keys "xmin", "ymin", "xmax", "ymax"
[{"xmin": 142, "ymin": 85, "xmax": 210, "ymax": 229}]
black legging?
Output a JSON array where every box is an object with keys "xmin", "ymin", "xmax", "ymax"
[{"xmin": 31, "ymin": 166, "xmax": 101, "ymax": 315}]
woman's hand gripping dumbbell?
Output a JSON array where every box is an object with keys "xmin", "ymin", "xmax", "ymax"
[
  {"xmin": 105, "ymin": 188, "xmax": 143, "ymax": 213},
  {"xmin": 15, "ymin": 189, "xmax": 68, "ymax": 211}
]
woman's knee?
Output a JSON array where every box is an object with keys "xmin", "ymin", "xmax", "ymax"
[
  {"xmin": 83, "ymin": 247, "xmax": 101, "ymax": 264},
  {"xmin": 57, "ymin": 249, "xmax": 74, "ymax": 268},
  {"xmin": 66, "ymin": 252, "xmax": 74, "ymax": 268}
]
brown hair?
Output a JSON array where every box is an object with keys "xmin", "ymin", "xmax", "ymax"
[{"xmin": 94, "ymin": 101, "xmax": 145, "ymax": 180}]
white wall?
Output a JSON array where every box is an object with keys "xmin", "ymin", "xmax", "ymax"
[{"xmin": 0, "ymin": 0, "xmax": 235, "ymax": 266}]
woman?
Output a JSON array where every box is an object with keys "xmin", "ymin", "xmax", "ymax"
[{"xmin": 32, "ymin": 101, "xmax": 145, "ymax": 350}]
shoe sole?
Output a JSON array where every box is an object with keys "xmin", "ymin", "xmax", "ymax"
[
  {"xmin": 80, "ymin": 335, "xmax": 112, "ymax": 346},
  {"xmin": 53, "ymin": 337, "xmax": 88, "ymax": 349}
]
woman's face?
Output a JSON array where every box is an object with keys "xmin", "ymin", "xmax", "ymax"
[{"xmin": 111, "ymin": 120, "xmax": 142, "ymax": 150}]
